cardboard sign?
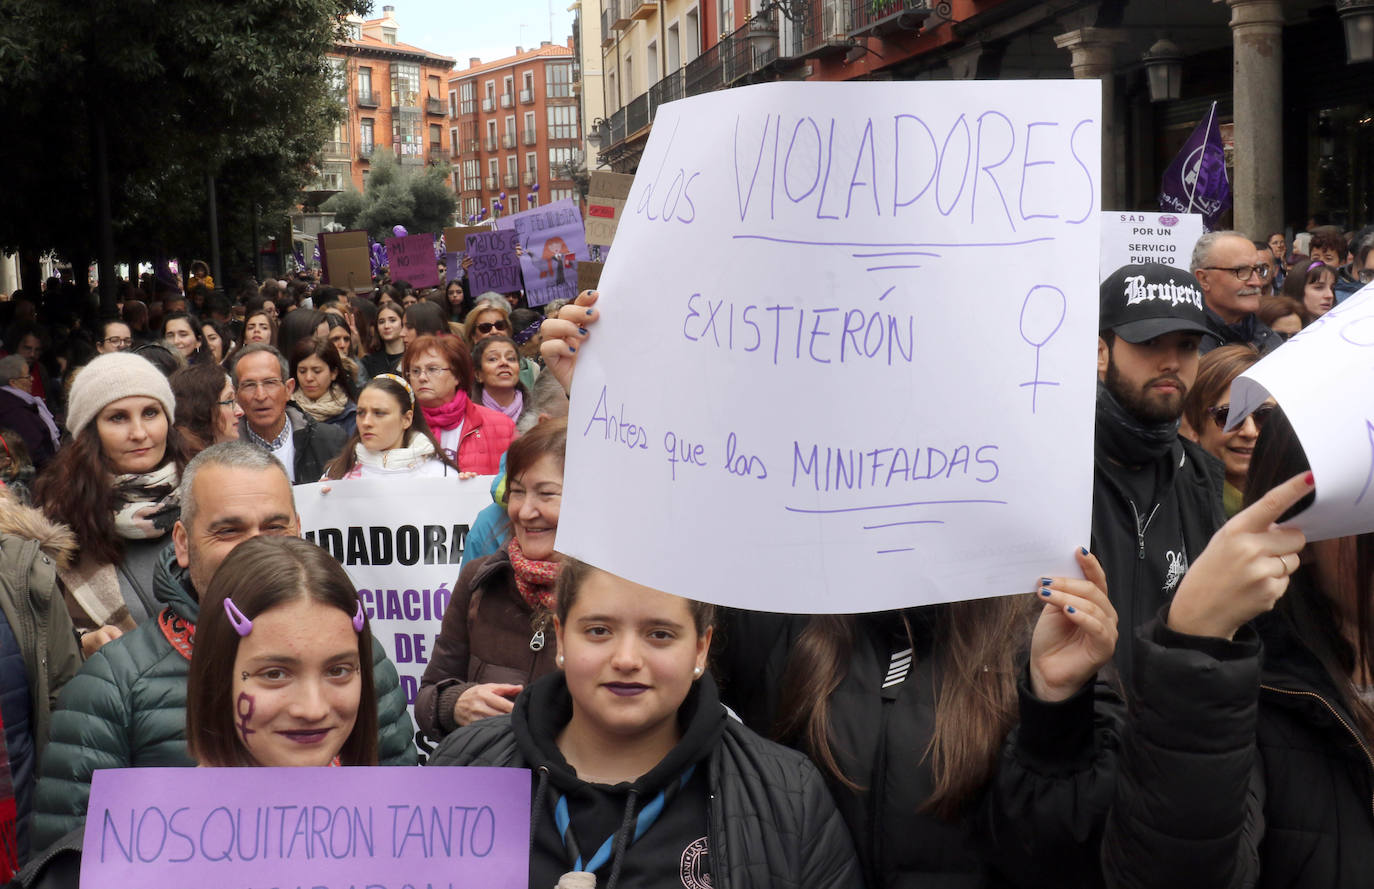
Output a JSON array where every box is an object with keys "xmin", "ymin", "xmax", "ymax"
[
  {"xmin": 577, "ymin": 261, "xmax": 604, "ymax": 292},
  {"xmin": 557, "ymin": 80, "xmax": 1103, "ymax": 613},
  {"xmin": 385, "ymin": 233, "xmax": 441, "ymax": 289},
  {"xmin": 296, "ymin": 477, "xmax": 496, "ymax": 724},
  {"xmin": 1227, "ymin": 283, "xmax": 1374, "ymax": 540},
  {"xmin": 1099, "ymin": 211, "xmax": 1203, "ymax": 280},
  {"xmin": 496, "ymin": 199, "xmax": 586, "ymax": 307},
  {"xmin": 585, "ymin": 171, "xmax": 636, "ymax": 246},
  {"xmin": 82, "ymin": 766, "xmax": 530, "ymax": 889},
  {"xmin": 320, "ymin": 230, "xmax": 373, "ymax": 292},
  {"xmin": 465, "ymin": 231, "xmax": 523, "ymax": 294}
]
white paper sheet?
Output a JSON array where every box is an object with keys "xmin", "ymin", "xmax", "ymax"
[
  {"xmin": 1099, "ymin": 211, "xmax": 1203, "ymax": 280},
  {"xmin": 557, "ymin": 81, "xmax": 1102, "ymax": 613}
]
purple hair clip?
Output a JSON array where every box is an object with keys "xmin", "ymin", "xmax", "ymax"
[
  {"xmin": 223, "ymin": 598, "xmax": 253, "ymax": 637},
  {"xmin": 513, "ymin": 319, "xmax": 543, "ymax": 346},
  {"xmin": 352, "ymin": 600, "xmax": 366, "ymax": 632}
]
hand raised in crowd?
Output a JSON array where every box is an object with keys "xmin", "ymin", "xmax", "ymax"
[
  {"xmin": 539, "ymin": 289, "xmax": 599, "ymax": 394},
  {"xmin": 461, "ymin": 255, "xmax": 474, "ymax": 270},
  {"xmin": 1029, "ymin": 549, "xmax": 1117, "ymax": 702},
  {"xmin": 79, "ymin": 624, "xmax": 124, "ymax": 658},
  {"xmin": 1167, "ymin": 471, "xmax": 1313, "ymax": 641},
  {"xmin": 454, "ymin": 682, "xmax": 524, "ymax": 726}
]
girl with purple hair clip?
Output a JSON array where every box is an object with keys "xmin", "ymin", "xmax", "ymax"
[{"xmin": 186, "ymin": 535, "xmax": 379, "ymax": 767}]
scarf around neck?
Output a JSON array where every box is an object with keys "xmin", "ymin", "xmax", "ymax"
[
  {"xmin": 354, "ymin": 434, "xmax": 436, "ymax": 472},
  {"xmin": 508, "ymin": 536, "xmax": 560, "ymax": 613},
  {"xmin": 1095, "ymin": 382, "xmax": 1179, "ymax": 466},
  {"xmin": 112, "ymin": 461, "xmax": 181, "ymax": 540},
  {"xmin": 482, "ymin": 387, "xmax": 523, "ymax": 422},
  {"xmin": 421, "ymin": 389, "xmax": 469, "ymax": 433},
  {"xmin": 291, "ymin": 385, "xmax": 349, "ymax": 423}
]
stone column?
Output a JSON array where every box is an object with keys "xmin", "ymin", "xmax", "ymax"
[
  {"xmin": 1218, "ymin": 0, "xmax": 1283, "ymax": 239},
  {"xmin": 1054, "ymin": 27, "xmax": 1127, "ymax": 211}
]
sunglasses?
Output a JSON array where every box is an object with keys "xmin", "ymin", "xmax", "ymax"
[
  {"xmin": 476, "ymin": 320, "xmax": 509, "ymax": 334},
  {"xmin": 1205, "ymin": 403, "xmax": 1276, "ymax": 432}
]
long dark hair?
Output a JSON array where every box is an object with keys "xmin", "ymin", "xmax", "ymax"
[
  {"xmin": 171, "ymin": 362, "xmax": 231, "ymax": 458},
  {"xmin": 1245, "ymin": 405, "xmax": 1374, "ymax": 739},
  {"xmin": 290, "ymin": 335, "xmax": 359, "ymax": 402},
  {"xmin": 186, "ymin": 535, "xmax": 379, "ymax": 767},
  {"xmin": 775, "ymin": 598, "xmax": 1030, "ymax": 819},
  {"xmin": 320, "ymin": 376, "xmax": 460, "ymax": 479}
]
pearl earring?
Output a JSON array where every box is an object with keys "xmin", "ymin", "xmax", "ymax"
[
  {"xmin": 557, "ymin": 654, "xmax": 565, "ymax": 667},
  {"xmin": 692, "ymin": 666, "xmax": 702, "ymax": 677}
]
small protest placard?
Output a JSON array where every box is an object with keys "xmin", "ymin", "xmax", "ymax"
[
  {"xmin": 586, "ymin": 171, "xmax": 635, "ymax": 247},
  {"xmin": 465, "ymin": 230, "xmax": 522, "ymax": 293},
  {"xmin": 577, "ymin": 261, "xmax": 604, "ymax": 292},
  {"xmin": 320, "ymin": 230, "xmax": 373, "ymax": 291},
  {"xmin": 1099, "ymin": 211, "xmax": 1203, "ymax": 280},
  {"xmin": 82, "ymin": 766, "xmax": 530, "ymax": 889},
  {"xmin": 497, "ymin": 199, "xmax": 586, "ymax": 307},
  {"xmin": 385, "ymin": 233, "xmax": 441, "ymax": 289},
  {"xmin": 1226, "ymin": 283, "xmax": 1374, "ymax": 540}
]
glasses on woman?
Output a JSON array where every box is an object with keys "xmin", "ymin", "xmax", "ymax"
[
  {"xmin": 1205, "ymin": 403, "xmax": 1276, "ymax": 431},
  {"xmin": 407, "ymin": 365, "xmax": 452, "ymax": 380},
  {"xmin": 476, "ymin": 320, "xmax": 509, "ymax": 334}
]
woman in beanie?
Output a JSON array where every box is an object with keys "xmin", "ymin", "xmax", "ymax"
[{"xmin": 32, "ymin": 352, "xmax": 188, "ymax": 656}]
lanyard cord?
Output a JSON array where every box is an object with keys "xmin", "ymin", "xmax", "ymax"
[{"xmin": 552, "ymin": 763, "xmax": 697, "ymax": 874}]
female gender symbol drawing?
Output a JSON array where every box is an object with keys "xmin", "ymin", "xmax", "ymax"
[{"xmin": 1018, "ymin": 285, "xmax": 1067, "ymax": 414}]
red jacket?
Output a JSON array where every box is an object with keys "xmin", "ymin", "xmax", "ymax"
[{"xmin": 453, "ymin": 399, "xmax": 516, "ymax": 474}]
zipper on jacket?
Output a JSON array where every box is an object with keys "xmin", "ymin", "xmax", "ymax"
[
  {"xmin": 1129, "ymin": 501, "xmax": 1161, "ymax": 560},
  {"xmin": 1260, "ymin": 683, "xmax": 1374, "ymax": 819}
]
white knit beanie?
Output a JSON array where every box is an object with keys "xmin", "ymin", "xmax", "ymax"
[{"xmin": 66, "ymin": 352, "xmax": 177, "ymax": 438}]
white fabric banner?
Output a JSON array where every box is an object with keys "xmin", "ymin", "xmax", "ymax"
[{"xmin": 557, "ymin": 80, "xmax": 1103, "ymax": 613}]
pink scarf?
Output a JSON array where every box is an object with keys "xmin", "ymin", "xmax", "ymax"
[
  {"xmin": 421, "ymin": 389, "xmax": 469, "ymax": 432},
  {"xmin": 507, "ymin": 536, "xmax": 560, "ymax": 612},
  {"xmin": 482, "ymin": 387, "xmax": 523, "ymax": 422}
]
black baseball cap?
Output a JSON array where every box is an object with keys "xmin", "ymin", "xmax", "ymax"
[{"xmin": 1099, "ymin": 263, "xmax": 1210, "ymax": 343}]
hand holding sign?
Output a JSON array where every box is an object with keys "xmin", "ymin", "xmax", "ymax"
[
  {"xmin": 540, "ymin": 289, "xmax": 600, "ymax": 394},
  {"xmin": 1030, "ymin": 549, "xmax": 1117, "ymax": 702},
  {"xmin": 466, "ymin": 231, "xmax": 522, "ymax": 293}
]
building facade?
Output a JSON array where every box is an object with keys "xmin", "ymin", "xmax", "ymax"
[
  {"xmin": 570, "ymin": 0, "xmax": 608, "ymax": 177},
  {"xmin": 448, "ymin": 42, "xmax": 583, "ymax": 222},
  {"xmin": 316, "ymin": 6, "xmax": 455, "ymax": 199}
]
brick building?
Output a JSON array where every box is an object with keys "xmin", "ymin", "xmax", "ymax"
[
  {"xmin": 448, "ymin": 41, "xmax": 582, "ymax": 222},
  {"xmin": 317, "ymin": 7, "xmax": 455, "ymax": 196}
]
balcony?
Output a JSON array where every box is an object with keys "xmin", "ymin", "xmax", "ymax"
[
  {"xmin": 430, "ymin": 146, "xmax": 446, "ymax": 163},
  {"xmin": 847, "ymin": 0, "xmax": 931, "ymax": 39},
  {"xmin": 427, "ymin": 97, "xmax": 446, "ymax": 115},
  {"xmin": 522, "ymin": 171, "xmax": 536, "ymax": 186},
  {"xmin": 357, "ymin": 90, "xmax": 380, "ymax": 108},
  {"xmin": 485, "ymin": 136, "xmax": 498, "ymax": 151},
  {"xmin": 394, "ymin": 142, "xmax": 425, "ymax": 165},
  {"xmin": 609, "ymin": 0, "xmax": 630, "ymax": 30},
  {"xmin": 520, "ymin": 89, "xmax": 534, "ymax": 104},
  {"xmin": 601, "ymin": 12, "xmax": 616, "ymax": 46},
  {"xmin": 322, "ymin": 140, "xmax": 350, "ymax": 159},
  {"xmin": 630, "ymin": 0, "xmax": 656, "ymax": 20},
  {"xmin": 683, "ymin": 8, "xmax": 778, "ymax": 98},
  {"xmin": 523, "ymin": 128, "xmax": 537, "ymax": 146},
  {"xmin": 450, "ymin": 145, "xmax": 462, "ymax": 159},
  {"xmin": 504, "ymin": 173, "xmax": 518, "ymax": 188},
  {"xmin": 500, "ymin": 93, "xmax": 514, "ymax": 109},
  {"xmin": 648, "ymin": 68, "xmax": 683, "ymax": 109},
  {"xmin": 625, "ymin": 92, "xmax": 650, "ymax": 136},
  {"xmin": 357, "ymin": 143, "xmax": 376, "ymax": 161},
  {"xmin": 502, "ymin": 134, "xmax": 517, "ymax": 149},
  {"xmin": 780, "ymin": 0, "xmax": 854, "ymax": 59},
  {"xmin": 486, "ymin": 176, "xmax": 499, "ymax": 190},
  {"xmin": 482, "ymin": 97, "xmax": 495, "ymax": 112},
  {"xmin": 464, "ymin": 138, "xmax": 481, "ymax": 153},
  {"xmin": 465, "ymin": 178, "xmax": 483, "ymax": 192}
]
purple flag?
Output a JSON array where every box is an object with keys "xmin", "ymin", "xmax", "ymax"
[{"xmin": 1158, "ymin": 101, "xmax": 1230, "ymax": 231}]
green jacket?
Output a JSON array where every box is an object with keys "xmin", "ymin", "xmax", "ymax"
[{"xmin": 31, "ymin": 543, "xmax": 416, "ymax": 854}]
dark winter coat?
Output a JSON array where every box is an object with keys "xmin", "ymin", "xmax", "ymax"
[
  {"xmin": 428, "ymin": 672, "xmax": 864, "ymax": 889},
  {"xmin": 414, "ymin": 548, "xmax": 558, "ymax": 742},
  {"xmin": 1198, "ymin": 307, "xmax": 1285, "ymax": 356},
  {"xmin": 718, "ymin": 609, "xmax": 1120, "ymax": 889},
  {"xmin": 236, "ymin": 403, "xmax": 348, "ymax": 484},
  {"xmin": 1104, "ymin": 607, "xmax": 1374, "ymax": 888},
  {"xmin": 0, "ymin": 389, "xmax": 57, "ymax": 469},
  {"xmin": 30, "ymin": 545, "xmax": 416, "ymax": 855}
]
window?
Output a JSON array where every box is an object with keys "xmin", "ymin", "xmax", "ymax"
[
  {"xmin": 450, "ymin": 127, "xmax": 459, "ymax": 152},
  {"xmin": 485, "ymin": 80, "xmax": 495, "ymax": 100},
  {"xmin": 547, "ymin": 105, "xmax": 578, "ymax": 141},
  {"xmin": 382, "ymin": 25, "xmax": 397, "ymax": 45},
  {"xmin": 524, "ymin": 110, "xmax": 536, "ymax": 137},
  {"xmin": 327, "ymin": 58, "xmax": 347, "ymax": 102},
  {"xmin": 719, "ymin": 0, "xmax": 733, "ymax": 32},
  {"xmin": 503, "ymin": 75, "xmax": 514, "ymax": 98},
  {"xmin": 359, "ymin": 118, "xmax": 375, "ymax": 156},
  {"xmin": 391, "ymin": 62, "xmax": 421, "ymax": 108},
  {"xmin": 624, "ymin": 54, "xmax": 633, "ymax": 100},
  {"xmin": 428, "ymin": 75, "xmax": 441, "ymax": 100},
  {"xmin": 550, "ymin": 187, "xmax": 576, "ymax": 203},
  {"xmin": 393, "ymin": 110, "xmax": 423, "ymax": 157},
  {"xmin": 548, "ymin": 146, "xmax": 577, "ymax": 173},
  {"xmin": 668, "ymin": 23, "xmax": 681, "ymax": 70},
  {"xmin": 608, "ymin": 71, "xmax": 618, "ymax": 111},
  {"xmin": 526, "ymin": 151, "xmax": 538, "ymax": 174},
  {"xmin": 467, "ymin": 197, "xmax": 481, "ymax": 218},
  {"xmin": 488, "ymin": 158, "xmax": 499, "ymax": 178},
  {"xmin": 460, "ymin": 81, "xmax": 476, "ymax": 114},
  {"xmin": 507, "ymin": 156, "xmax": 518, "ymax": 179},
  {"xmin": 647, "ymin": 40, "xmax": 658, "ymax": 83},
  {"xmin": 490, "ymin": 197, "xmax": 501, "ymax": 216},
  {"xmin": 546, "ymin": 63, "xmax": 573, "ymax": 98},
  {"xmin": 505, "ymin": 115, "xmax": 516, "ymax": 139},
  {"xmin": 358, "ymin": 67, "xmax": 373, "ymax": 101},
  {"xmin": 430, "ymin": 123, "xmax": 443, "ymax": 151},
  {"xmin": 449, "ymin": 89, "xmax": 458, "ymax": 116},
  {"xmin": 685, "ymin": 7, "xmax": 700, "ymax": 61},
  {"xmin": 522, "ymin": 71, "xmax": 534, "ymax": 98},
  {"xmin": 346, "ymin": 22, "xmax": 361, "ymax": 40}
]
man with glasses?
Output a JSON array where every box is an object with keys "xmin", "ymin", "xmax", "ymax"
[
  {"xmin": 231, "ymin": 343, "xmax": 346, "ymax": 483},
  {"xmin": 1189, "ymin": 230, "xmax": 1284, "ymax": 356},
  {"xmin": 1334, "ymin": 229, "xmax": 1374, "ymax": 305},
  {"xmin": 1092, "ymin": 263, "xmax": 1227, "ymax": 687},
  {"xmin": 94, "ymin": 318, "xmax": 134, "ymax": 354}
]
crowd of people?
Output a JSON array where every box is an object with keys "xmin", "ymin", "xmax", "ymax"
[{"xmin": 0, "ymin": 217, "xmax": 1370, "ymax": 889}]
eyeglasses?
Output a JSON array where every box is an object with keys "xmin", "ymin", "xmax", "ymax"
[
  {"xmin": 1202, "ymin": 264, "xmax": 1271, "ymax": 281},
  {"xmin": 102, "ymin": 336, "xmax": 133, "ymax": 348},
  {"xmin": 238, "ymin": 379, "xmax": 285, "ymax": 395},
  {"xmin": 1205, "ymin": 403, "xmax": 1276, "ymax": 431},
  {"xmin": 217, "ymin": 397, "xmax": 238, "ymax": 408},
  {"xmin": 476, "ymin": 320, "xmax": 509, "ymax": 334},
  {"xmin": 406, "ymin": 365, "xmax": 452, "ymax": 380}
]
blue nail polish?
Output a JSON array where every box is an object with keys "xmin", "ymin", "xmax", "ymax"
[
  {"xmin": 1066, "ymin": 606, "xmax": 1076, "ymax": 614},
  {"xmin": 585, "ymin": 308, "xmax": 594, "ymax": 316},
  {"xmin": 578, "ymin": 327, "xmax": 588, "ymax": 335},
  {"xmin": 1039, "ymin": 589, "xmax": 1052, "ymax": 598},
  {"xmin": 1080, "ymin": 546, "xmax": 1089, "ymax": 556},
  {"xmin": 568, "ymin": 345, "xmax": 577, "ymax": 353},
  {"xmin": 1039, "ymin": 577, "xmax": 1052, "ymax": 586}
]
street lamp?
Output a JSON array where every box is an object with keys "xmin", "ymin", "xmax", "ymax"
[
  {"xmin": 1142, "ymin": 36, "xmax": 1183, "ymax": 102},
  {"xmin": 586, "ymin": 118, "xmax": 608, "ymax": 153},
  {"xmin": 1336, "ymin": 0, "xmax": 1374, "ymax": 63}
]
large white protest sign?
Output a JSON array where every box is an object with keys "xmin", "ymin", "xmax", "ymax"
[
  {"xmin": 1226, "ymin": 283, "xmax": 1374, "ymax": 540},
  {"xmin": 296, "ymin": 476, "xmax": 496, "ymax": 717},
  {"xmin": 557, "ymin": 81, "xmax": 1102, "ymax": 613},
  {"xmin": 1099, "ymin": 211, "xmax": 1203, "ymax": 280}
]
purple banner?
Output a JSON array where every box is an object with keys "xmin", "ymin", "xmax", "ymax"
[
  {"xmin": 465, "ymin": 231, "xmax": 522, "ymax": 294},
  {"xmin": 385, "ymin": 233, "xmax": 441, "ymax": 289},
  {"xmin": 1158, "ymin": 101, "xmax": 1231, "ymax": 231},
  {"xmin": 81, "ymin": 766, "xmax": 530, "ymax": 889},
  {"xmin": 496, "ymin": 198, "xmax": 585, "ymax": 307}
]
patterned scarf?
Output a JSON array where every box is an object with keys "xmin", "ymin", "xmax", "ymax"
[
  {"xmin": 482, "ymin": 387, "xmax": 523, "ymax": 422},
  {"xmin": 507, "ymin": 536, "xmax": 560, "ymax": 612},
  {"xmin": 291, "ymin": 385, "xmax": 349, "ymax": 423},
  {"xmin": 421, "ymin": 389, "xmax": 469, "ymax": 433},
  {"xmin": 111, "ymin": 462, "xmax": 181, "ymax": 540}
]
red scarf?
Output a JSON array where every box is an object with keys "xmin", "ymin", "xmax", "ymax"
[
  {"xmin": 507, "ymin": 537, "xmax": 560, "ymax": 612},
  {"xmin": 421, "ymin": 390, "xmax": 469, "ymax": 433}
]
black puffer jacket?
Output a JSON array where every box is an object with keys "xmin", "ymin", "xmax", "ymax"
[
  {"xmin": 428, "ymin": 672, "xmax": 863, "ymax": 889},
  {"xmin": 1104, "ymin": 608, "xmax": 1374, "ymax": 888},
  {"xmin": 1198, "ymin": 307, "xmax": 1284, "ymax": 356},
  {"xmin": 718, "ymin": 608, "xmax": 1120, "ymax": 889}
]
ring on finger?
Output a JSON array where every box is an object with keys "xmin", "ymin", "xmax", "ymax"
[{"xmin": 1277, "ymin": 552, "xmax": 1298, "ymax": 576}]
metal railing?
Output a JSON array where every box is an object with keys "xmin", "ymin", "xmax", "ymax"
[
  {"xmin": 523, "ymin": 128, "xmax": 538, "ymax": 145},
  {"xmin": 485, "ymin": 136, "xmax": 498, "ymax": 151},
  {"xmin": 358, "ymin": 143, "xmax": 375, "ymax": 160},
  {"xmin": 464, "ymin": 138, "xmax": 481, "ymax": 153},
  {"xmin": 847, "ymin": 0, "xmax": 930, "ymax": 38},
  {"xmin": 648, "ymin": 68, "xmax": 683, "ymax": 109},
  {"xmin": 520, "ymin": 89, "xmax": 534, "ymax": 104},
  {"xmin": 426, "ymin": 97, "xmax": 446, "ymax": 115},
  {"xmin": 486, "ymin": 176, "xmax": 499, "ymax": 189},
  {"xmin": 322, "ymin": 140, "xmax": 350, "ymax": 158},
  {"xmin": 482, "ymin": 97, "xmax": 495, "ymax": 112},
  {"xmin": 357, "ymin": 90, "xmax": 380, "ymax": 108},
  {"xmin": 464, "ymin": 177, "xmax": 484, "ymax": 192},
  {"xmin": 501, "ymin": 93, "xmax": 514, "ymax": 108},
  {"xmin": 626, "ymin": 92, "xmax": 650, "ymax": 135},
  {"xmin": 522, "ymin": 171, "xmax": 537, "ymax": 185},
  {"xmin": 504, "ymin": 173, "xmax": 518, "ymax": 188},
  {"xmin": 502, "ymin": 134, "xmax": 517, "ymax": 149}
]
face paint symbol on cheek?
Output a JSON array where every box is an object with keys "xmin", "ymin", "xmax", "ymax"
[{"xmin": 236, "ymin": 691, "xmax": 257, "ymax": 742}]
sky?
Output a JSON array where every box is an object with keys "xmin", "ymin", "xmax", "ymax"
[{"xmin": 386, "ymin": 0, "xmax": 577, "ymax": 70}]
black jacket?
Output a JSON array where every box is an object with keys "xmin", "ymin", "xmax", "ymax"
[
  {"xmin": 1198, "ymin": 307, "xmax": 1284, "ymax": 356},
  {"xmin": 427, "ymin": 672, "xmax": 863, "ymax": 889},
  {"xmin": 237, "ymin": 404, "xmax": 347, "ymax": 484},
  {"xmin": 1092, "ymin": 433, "xmax": 1226, "ymax": 689},
  {"xmin": 1104, "ymin": 608, "xmax": 1374, "ymax": 888},
  {"xmin": 718, "ymin": 609, "xmax": 1120, "ymax": 889}
]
